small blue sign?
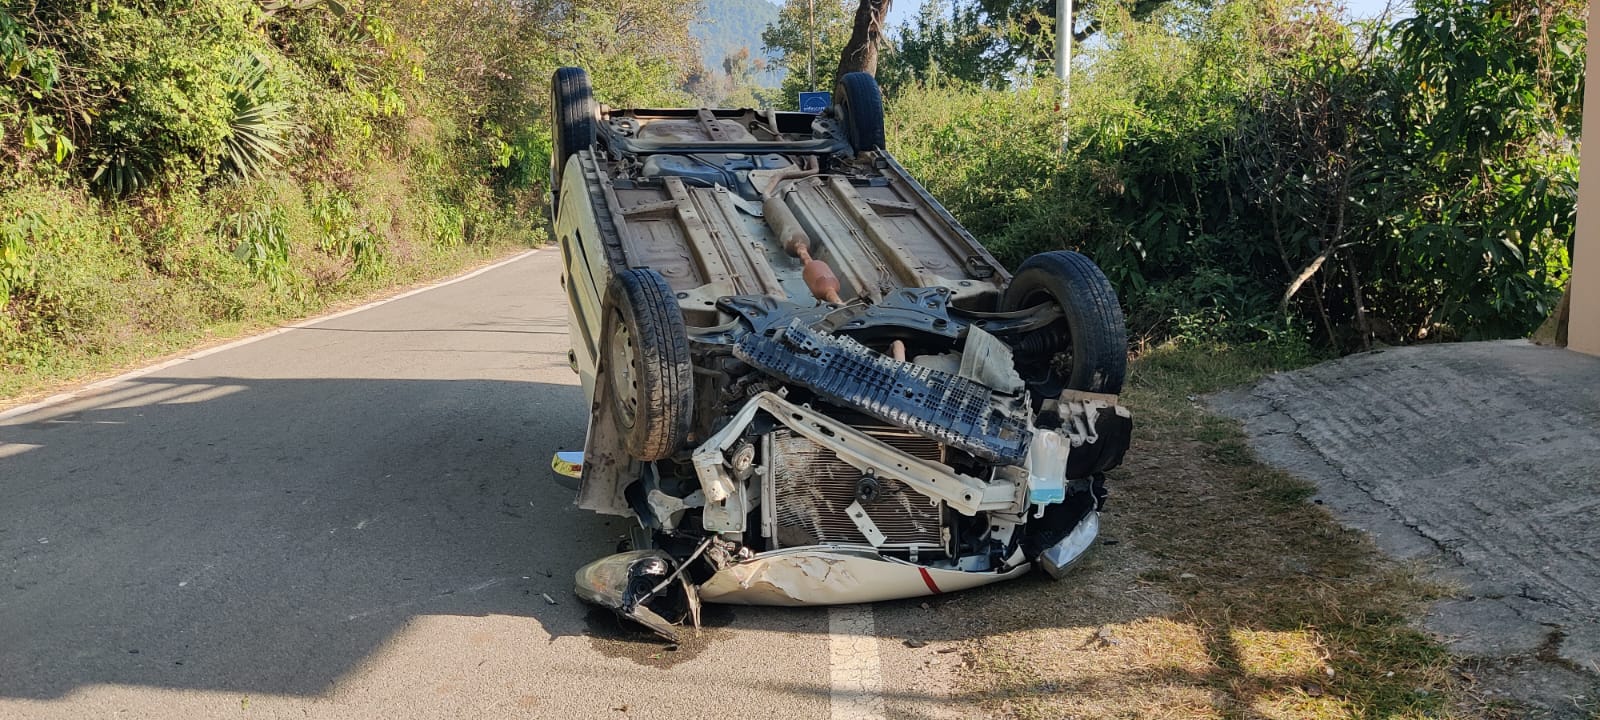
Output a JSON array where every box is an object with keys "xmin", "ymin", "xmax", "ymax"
[{"xmin": 798, "ymin": 91, "xmax": 831, "ymax": 114}]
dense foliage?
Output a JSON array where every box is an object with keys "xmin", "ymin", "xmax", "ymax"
[
  {"xmin": 0, "ymin": 0, "xmax": 1582, "ymax": 383},
  {"xmin": 0, "ymin": 0, "xmax": 697, "ymax": 378},
  {"xmin": 763, "ymin": 0, "xmax": 856, "ymax": 106},
  {"xmin": 887, "ymin": 0, "xmax": 1582, "ymax": 349}
]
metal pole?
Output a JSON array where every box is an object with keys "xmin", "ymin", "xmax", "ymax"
[
  {"xmin": 1055, "ymin": 0, "xmax": 1073, "ymax": 150},
  {"xmin": 808, "ymin": 0, "xmax": 816, "ymax": 90}
]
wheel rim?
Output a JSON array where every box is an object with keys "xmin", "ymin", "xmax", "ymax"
[{"xmin": 608, "ymin": 310, "xmax": 640, "ymax": 429}]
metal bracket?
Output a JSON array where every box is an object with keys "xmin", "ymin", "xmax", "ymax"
[
  {"xmin": 845, "ymin": 501, "xmax": 888, "ymax": 547},
  {"xmin": 692, "ymin": 392, "xmax": 1022, "ymax": 521}
]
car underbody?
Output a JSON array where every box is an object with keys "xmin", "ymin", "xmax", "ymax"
[{"xmin": 550, "ymin": 68, "xmax": 1134, "ymax": 641}]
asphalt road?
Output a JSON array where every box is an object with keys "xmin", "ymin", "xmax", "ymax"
[{"xmin": 0, "ymin": 251, "xmax": 966, "ymax": 719}]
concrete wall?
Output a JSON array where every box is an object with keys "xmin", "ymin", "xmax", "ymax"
[{"xmin": 1571, "ymin": 0, "xmax": 1600, "ymax": 355}]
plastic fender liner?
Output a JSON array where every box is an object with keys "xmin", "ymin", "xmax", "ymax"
[{"xmin": 1056, "ymin": 395, "xmax": 1134, "ymax": 477}]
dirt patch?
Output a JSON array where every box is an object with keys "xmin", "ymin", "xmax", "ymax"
[
  {"xmin": 1213, "ymin": 341, "xmax": 1600, "ymax": 719},
  {"xmin": 928, "ymin": 343, "xmax": 1476, "ymax": 719}
]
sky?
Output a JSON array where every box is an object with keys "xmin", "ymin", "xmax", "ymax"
[{"xmin": 881, "ymin": 0, "xmax": 1413, "ymax": 31}]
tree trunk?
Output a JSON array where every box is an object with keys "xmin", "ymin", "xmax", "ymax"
[{"xmin": 836, "ymin": 0, "xmax": 892, "ymax": 81}]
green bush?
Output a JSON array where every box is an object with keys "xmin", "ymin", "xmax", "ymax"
[
  {"xmin": 887, "ymin": 0, "xmax": 1581, "ymax": 350},
  {"xmin": 0, "ymin": 185, "xmax": 127, "ymax": 366},
  {"xmin": 2, "ymin": 0, "xmax": 698, "ymax": 387}
]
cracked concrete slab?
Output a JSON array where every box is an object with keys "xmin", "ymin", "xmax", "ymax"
[{"xmin": 1211, "ymin": 340, "xmax": 1600, "ymax": 717}]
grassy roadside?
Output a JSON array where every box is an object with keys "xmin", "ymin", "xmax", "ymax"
[
  {"xmin": 0, "ymin": 241, "xmax": 531, "ymax": 408},
  {"xmin": 947, "ymin": 341, "xmax": 1472, "ymax": 719}
]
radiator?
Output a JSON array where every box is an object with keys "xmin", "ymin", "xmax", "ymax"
[{"xmin": 765, "ymin": 426, "xmax": 945, "ymax": 553}]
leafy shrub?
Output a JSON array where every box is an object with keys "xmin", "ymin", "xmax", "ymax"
[
  {"xmin": 221, "ymin": 53, "xmax": 300, "ymax": 179},
  {"xmin": 0, "ymin": 212, "xmax": 37, "ymax": 315},
  {"xmin": 0, "ymin": 185, "xmax": 125, "ymax": 366},
  {"xmin": 311, "ymin": 190, "xmax": 383, "ymax": 276},
  {"xmin": 4, "ymin": 0, "xmax": 703, "ymax": 384},
  {"xmin": 887, "ymin": 0, "xmax": 1580, "ymax": 350},
  {"xmin": 226, "ymin": 206, "xmax": 295, "ymax": 293}
]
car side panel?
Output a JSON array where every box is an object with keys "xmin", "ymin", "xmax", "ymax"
[{"xmin": 556, "ymin": 153, "xmax": 611, "ymax": 404}]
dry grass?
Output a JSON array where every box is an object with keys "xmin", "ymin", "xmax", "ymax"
[{"xmin": 947, "ymin": 342, "xmax": 1468, "ymax": 719}]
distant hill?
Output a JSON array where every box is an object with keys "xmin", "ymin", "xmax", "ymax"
[{"xmin": 692, "ymin": 0, "xmax": 786, "ymax": 88}]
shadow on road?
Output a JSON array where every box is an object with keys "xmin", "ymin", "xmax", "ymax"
[
  {"xmin": 0, "ymin": 368, "xmax": 1487, "ymax": 718},
  {"xmin": 0, "ymin": 375, "xmax": 618, "ymax": 699}
]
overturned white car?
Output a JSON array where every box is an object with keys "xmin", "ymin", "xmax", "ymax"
[{"xmin": 548, "ymin": 68, "xmax": 1133, "ymax": 640}]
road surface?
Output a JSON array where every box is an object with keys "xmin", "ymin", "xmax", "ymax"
[{"xmin": 0, "ymin": 250, "xmax": 966, "ymax": 719}]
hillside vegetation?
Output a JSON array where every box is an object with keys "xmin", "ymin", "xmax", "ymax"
[
  {"xmin": 882, "ymin": 0, "xmax": 1581, "ymax": 351},
  {"xmin": 0, "ymin": 0, "xmax": 698, "ymax": 395},
  {"xmin": 1, "ymin": 0, "xmax": 1583, "ymax": 396}
]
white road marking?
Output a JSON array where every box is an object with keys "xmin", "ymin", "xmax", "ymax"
[
  {"xmin": 828, "ymin": 605, "xmax": 886, "ymax": 720},
  {"xmin": 0, "ymin": 443, "xmax": 42, "ymax": 459},
  {"xmin": 0, "ymin": 250, "xmax": 542, "ymax": 422}
]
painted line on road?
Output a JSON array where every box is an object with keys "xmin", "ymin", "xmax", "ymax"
[
  {"xmin": 0, "ymin": 249, "xmax": 543, "ymax": 422},
  {"xmin": 828, "ymin": 605, "xmax": 886, "ymax": 720}
]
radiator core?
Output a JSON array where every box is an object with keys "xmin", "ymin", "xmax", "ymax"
[{"xmin": 766, "ymin": 427, "xmax": 945, "ymax": 552}]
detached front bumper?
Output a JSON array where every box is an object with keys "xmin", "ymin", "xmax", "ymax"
[
  {"xmin": 696, "ymin": 511, "xmax": 1102, "ymax": 606},
  {"xmin": 698, "ymin": 546, "xmax": 1032, "ymax": 606}
]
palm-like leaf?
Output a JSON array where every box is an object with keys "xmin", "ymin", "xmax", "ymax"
[
  {"xmin": 91, "ymin": 150, "xmax": 153, "ymax": 196},
  {"xmin": 222, "ymin": 53, "xmax": 298, "ymax": 179}
]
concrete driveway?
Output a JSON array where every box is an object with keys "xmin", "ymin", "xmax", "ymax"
[
  {"xmin": 0, "ymin": 251, "xmax": 959, "ymax": 719},
  {"xmin": 1214, "ymin": 341, "xmax": 1600, "ymax": 717}
]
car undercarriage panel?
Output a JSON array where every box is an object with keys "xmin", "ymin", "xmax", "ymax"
[{"xmin": 589, "ymin": 128, "xmax": 1011, "ymax": 326}]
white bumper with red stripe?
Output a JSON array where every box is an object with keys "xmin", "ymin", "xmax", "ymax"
[{"xmin": 697, "ymin": 545, "xmax": 1032, "ymax": 606}]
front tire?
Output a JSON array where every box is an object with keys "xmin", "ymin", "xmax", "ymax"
[
  {"xmin": 1001, "ymin": 250, "xmax": 1128, "ymax": 396},
  {"xmin": 603, "ymin": 268, "xmax": 693, "ymax": 461}
]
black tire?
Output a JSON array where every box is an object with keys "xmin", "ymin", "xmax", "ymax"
[
  {"xmin": 833, "ymin": 72, "xmax": 885, "ymax": 153},
  {"xmin": 550, "ymin": 67, "xmax": 596, "ymax": 215},
  {"xmin": 603, "ymin": 268, "xmax": 693, "ymax": 461},
  {"xmin": 1001, "ymin": 250, "xmax": 1128, "ymax": 396}
]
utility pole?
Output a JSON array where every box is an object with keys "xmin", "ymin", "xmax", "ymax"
[
  {"xmin": 1055, "ymin": 0, "xmax": 1073, "ymax": 150},
  {"xmin": 808, "ymin": 0, "xmax": 816, "ymax": 90}
]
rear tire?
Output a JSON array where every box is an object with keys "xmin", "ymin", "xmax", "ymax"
[
  {"xmin": 833, "ymin": 72, "xmax": 885, "ymax": 153},
  {"xmin": 603, "ymin": 268, "xmax": 693, "ymax": 461},
  {"xmin": 1001, "ymin": 251, "xmax": 1128, "ymax": 396},
  {"xmin": 550, "ymin": 67, "xmax": 596, "ymax": 217}
]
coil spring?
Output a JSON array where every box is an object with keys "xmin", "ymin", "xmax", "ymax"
[{"xmin": 1014, "ymin": 324, "xmax": 1070, "ymax": 357}]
